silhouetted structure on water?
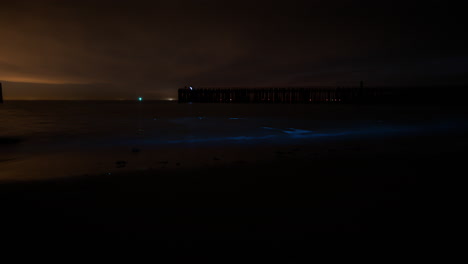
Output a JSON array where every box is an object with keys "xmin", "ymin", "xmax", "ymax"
[
  {"xmin": 0, "ymin": 82, "xmax": 3, "ymax": 104},
  {"xmin": 178, "ymin": 84, "xmax": 467, "ymax": 104}
]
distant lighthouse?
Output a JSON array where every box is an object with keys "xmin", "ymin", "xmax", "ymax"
[{"xmin": 0, "ymin": 82, "xmax": 3, "ymax": 104}]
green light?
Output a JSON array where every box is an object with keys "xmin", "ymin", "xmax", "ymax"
[{"xmin": 138, "ymin": 97, "xmax": 143, "ymax": 101}]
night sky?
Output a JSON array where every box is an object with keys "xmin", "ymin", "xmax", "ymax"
[{"xmin": 1, "ymin": 0, "xmax": 466, "ymax": 100}]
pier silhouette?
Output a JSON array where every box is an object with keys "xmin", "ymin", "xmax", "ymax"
[{"xmin": 178, "ymin": 84, "xmax": 467, "ymax": 104}]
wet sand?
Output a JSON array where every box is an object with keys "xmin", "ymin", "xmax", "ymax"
[
  {"xmin": 0, "ymin": 137, "xmax": 22, "ymax": 144},
  {"xmin": 1, "ymin": 102, "xmax": 467, "ymax": 257},
  {"xmin": 1, "ymin": 129, "xmax": 466, "ymax": 247}
]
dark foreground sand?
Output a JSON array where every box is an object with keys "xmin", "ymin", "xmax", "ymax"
[{"xmin": 1, "ymin": 127, "xmax": 467, "ymax": 251}]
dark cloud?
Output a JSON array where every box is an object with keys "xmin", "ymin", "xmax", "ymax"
[{"xmin": 1, "ymin": 0, "xmax": 467, "ymax": 99}]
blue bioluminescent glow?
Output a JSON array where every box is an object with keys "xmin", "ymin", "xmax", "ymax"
[
  {"xmin": 90, "ymin": 119, "xmax": 468, "ymax": 149},
  {"xmin": 138, "ymin": 97, "xmax": 143, "ymax": 101},
  {"xmin": 281, "ymin": 128, "xmax": 314, "ymax": 136}
]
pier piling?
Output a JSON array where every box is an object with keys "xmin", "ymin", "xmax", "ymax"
[
  {"xmin": 0, "ymin": 82, "xmax": 3, "ymax": 104},
  {"xmin": 178, "ymin": 85, "xmax": 467, "ymax": 104}
]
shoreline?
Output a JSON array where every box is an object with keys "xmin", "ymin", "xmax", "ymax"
[
  {"xmin": 1, "ymin": 102, "xmax": 467, "ymax": 242},
  {"xmin": 1, "ymin": 130, "xmax": 465, "ymax": 240},
  {"xmin": 1, "ymin": 115, "xmax": 467, "ymax": 182}
]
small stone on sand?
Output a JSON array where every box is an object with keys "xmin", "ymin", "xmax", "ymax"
[{"xmin": 116, "ymin": 160, "xmax": 127, "ymax": 168}]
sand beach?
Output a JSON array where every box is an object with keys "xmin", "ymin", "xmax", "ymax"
[{"xmin": 1, "ymin": 101, "xmax": 467, "ymax": 246}]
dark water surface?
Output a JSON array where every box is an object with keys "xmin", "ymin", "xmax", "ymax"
[
  {"xmin": 1, "ymin": 101, "xmax": 467, "ymax": 180},
  {"xmin": 1, "ymin": 101, "xmax": 467, "ymax": 246}
]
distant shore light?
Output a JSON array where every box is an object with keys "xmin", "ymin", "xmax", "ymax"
[
  {"xmin": 189, "ymin": 86, "xmax": 193, "ymax": 90},
  {"xmin": 138, "ymin": 97, "xmax": 143, "ymax": 101}
]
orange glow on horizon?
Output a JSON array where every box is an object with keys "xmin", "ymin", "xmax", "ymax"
[{"xmin": 1, "ymin": 76, "xmax": 89, "ymax": 85}]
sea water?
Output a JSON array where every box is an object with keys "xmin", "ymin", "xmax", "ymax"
[{"xmin": 1, "ymin": 101, "xmax": 466, "ymax": 180}]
